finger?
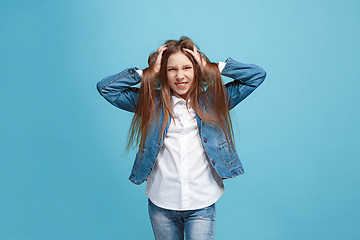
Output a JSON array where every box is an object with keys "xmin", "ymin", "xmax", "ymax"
[
  {"xmin": 184, "ymin": 48, "xmax": 206, "ymax": 67},
  {"xmin": 183, "ymin": 48, "xmax": 196, "ymax": 58},
  {"xmin": 154, "ymin": 46, "xmax": 167, "ymax": 71},
  {"xmin": 184, "ymin": 48, "xmax": 200, "ymax": 64},
  {"xmin": 193, "ymin": 47, "xmax": 203, "ymax": 65},
  {"xmin": 193, "ymin": 45, "xmax": 198, "ymax": 54},
  {"xmin": 157, "ymin": 45, "xmax": 167, "ymax": 53},
  {"xmin": 156, "ymin": 47, "xmax": 167, "ymax": 60},
  {"xmin": 157, "ymin": 48, "xmax": 167, "ymax": 59}
]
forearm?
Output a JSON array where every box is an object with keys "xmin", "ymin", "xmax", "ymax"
[
  {"xmin": 222, "ymin": 57, "xmax": 266, "ymax": 86},
  {"xmin": 222, "ymin": 57, "xmax": 266, "ymax": 109},
  {"xmin": 96, "ymin": 67, "xmax": 142, "ymax": 112}
]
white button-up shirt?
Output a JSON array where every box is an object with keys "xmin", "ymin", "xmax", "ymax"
[{"xmin": 145, "ymin": 95, "xmax": 225, "ymax": 210}]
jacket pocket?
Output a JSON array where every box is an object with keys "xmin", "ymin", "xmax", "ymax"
[{"xmin": 217, "ymin": 142, "xmax": 239, "ymax": 167}]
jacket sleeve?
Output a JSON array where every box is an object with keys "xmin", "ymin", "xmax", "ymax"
[
  {"xmin": 96, "ymin": 67, "xmax": 141, "ymax": 112},
  {"xmin": 222, "ymin": 57, "xmax": 266, "ymax": 110}
]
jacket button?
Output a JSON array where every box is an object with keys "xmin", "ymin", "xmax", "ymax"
[
  {"xmin": 204, "ymin": 138, "xmax": 208, "ymax": 143},
  {"xmin": 212, "ymin": 160, "xmax": 216, "ymax": 164}
]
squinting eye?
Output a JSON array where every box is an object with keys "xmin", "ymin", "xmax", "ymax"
[
  {"xmin": 185, "ymin": 67, "xmax": 192, "ymax": 70},
  {"xmin": 168, "ymin": 69, "xmax": 176, "ymax": 71}
]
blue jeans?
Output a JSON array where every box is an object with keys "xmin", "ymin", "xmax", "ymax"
[{"xmin": 148, "ymin": 199, "xmax": 216, "ymax": 240}]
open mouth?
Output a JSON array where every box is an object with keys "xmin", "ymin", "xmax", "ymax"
[{"xmin": 175, "ymin": 82, "xmax": 188, "ymax": 88}]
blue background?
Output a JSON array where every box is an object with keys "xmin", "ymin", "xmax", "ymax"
[{"xmin": 1, "ymin": 0, "xmax": 359, "ymax": 239}]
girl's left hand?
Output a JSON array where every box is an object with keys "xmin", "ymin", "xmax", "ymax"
[{"xmin": 184, "ymin": 46, "xmax": 207, "ymax": 68}]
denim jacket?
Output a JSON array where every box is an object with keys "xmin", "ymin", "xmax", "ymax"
[{"xmin": 97, "ymin": 57, "xmax": 266, "ymax": 185}]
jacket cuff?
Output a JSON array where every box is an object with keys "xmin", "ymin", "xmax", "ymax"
[
  {"xmin": 135, "ymin": 68, "xmax": 143, "ymax": 77},
  {"xmin": 218, "ymin": 61, "xmax": 226, "ymax": 73}
]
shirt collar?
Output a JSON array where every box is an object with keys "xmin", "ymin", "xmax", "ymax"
[{"xmin": 171, "ymin": 95, "xmax": 187, "ymax": 106}]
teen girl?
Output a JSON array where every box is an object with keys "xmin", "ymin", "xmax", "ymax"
[{"xmin": 97, "ymin": 37, "xmax": 266, "ymax": 240}]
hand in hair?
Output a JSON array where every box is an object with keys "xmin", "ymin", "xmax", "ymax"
[
  {"xmin": 153, "ymin": 45, "xmax": 167, "ymax": 74},
  {"xmin": 184, "ymin": 46, "xmax": 207, "ymax": 68}
]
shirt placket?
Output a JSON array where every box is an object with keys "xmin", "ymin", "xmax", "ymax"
[{"xmin": 178, "ymin": 104, "xmax": 190, "ymax": 209}]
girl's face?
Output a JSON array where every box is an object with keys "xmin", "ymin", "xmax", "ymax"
[{"xmin": 166, "ymin": 51, "xmax": 194, "ymax": 99}]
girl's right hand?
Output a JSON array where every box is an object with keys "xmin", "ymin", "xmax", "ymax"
[{"xmin": 153, "ymin": 45, "xmax": 167, "ymax": 74}]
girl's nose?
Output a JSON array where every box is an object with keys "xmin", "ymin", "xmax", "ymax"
[{"xmin": 176, "ymin": 70, "xmax": 185, "ymax": 79}]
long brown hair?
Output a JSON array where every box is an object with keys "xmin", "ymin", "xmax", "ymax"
[{"xmin": 127, "ymin": 36, "xmax": 234, "ymax": 151}]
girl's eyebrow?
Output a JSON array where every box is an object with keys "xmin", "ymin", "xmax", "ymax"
[{"xmin": 167, "ymin": 64, "xmax": 192, "ymax": 69}]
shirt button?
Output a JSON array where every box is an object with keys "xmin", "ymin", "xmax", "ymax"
[
  {"xmin": 212, "ymin": 160, "xmax": 216, "ymax": 164},
  {"xmin": 204, "ymin": 138, "xmax": 208, "ymax": 143}
]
